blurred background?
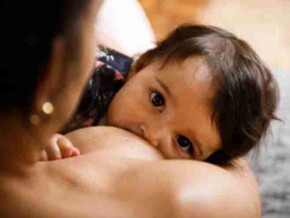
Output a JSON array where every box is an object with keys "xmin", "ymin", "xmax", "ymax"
[
  {"xmin": 139, "ymin": 0, "xmax": 290, "ymax": 69},
  {"xmin": 138, "ymin": 0, "xmax": 290, "ymax": 217}
]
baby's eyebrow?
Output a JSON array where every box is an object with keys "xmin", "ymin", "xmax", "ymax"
[{"xmin": 156, "ymin": 77, "xmax": 172, "ymax": 97}]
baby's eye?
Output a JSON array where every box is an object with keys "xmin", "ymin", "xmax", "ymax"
[
  {"xmin": 151, "ymin": 91, "xmax": 165, "ymax": 107},
  {"xmin": 177, "ymin": 135, "xmax": 193, "ymax": 154}
]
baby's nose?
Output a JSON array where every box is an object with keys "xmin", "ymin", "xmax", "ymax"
[
  {"xmin": 140, "ymin": 125, "xmax": 161, "ymax": 147},
  {"xmin": 150, "ymin": 139, "xmax": 160, "ymax": 147}
]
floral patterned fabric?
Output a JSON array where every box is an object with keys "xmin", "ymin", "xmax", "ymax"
[{"xmin": 61, "ymin": 47, "xmax": 133, "ymax": 133}]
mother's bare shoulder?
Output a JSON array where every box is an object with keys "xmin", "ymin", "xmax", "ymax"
[
  {"xmin": 65, "ymin": 127, "xmax": 260, "ymax": 217},
  {"xmin": 122, "ymin": 159, "xmax": 261, "ymax": 218}
]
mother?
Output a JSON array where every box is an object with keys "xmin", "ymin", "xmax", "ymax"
[{"xmin": 0, "ymin": 0, "xmax": 260, "ymax": 217}]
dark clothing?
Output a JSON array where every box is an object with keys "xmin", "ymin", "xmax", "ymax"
[{"xmin": 61, "ymin": 47, "xmax": 133, "ymax": 133}]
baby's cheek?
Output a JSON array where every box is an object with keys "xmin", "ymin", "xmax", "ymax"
[
  {"xmin": 108, "ymin": 102, "xmax": 138, "ymax": 129},
  {"xmin": 107, "ymin": 98, "xmax": 130, "ymax": 126},
  {"xmin": 108, "ymin": 80, "xmax": 146, "ymax": 127}
]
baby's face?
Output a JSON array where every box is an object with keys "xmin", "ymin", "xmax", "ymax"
[{"xmin": 107, "ymin": 57, "xmax": 222, "ymax": 160}]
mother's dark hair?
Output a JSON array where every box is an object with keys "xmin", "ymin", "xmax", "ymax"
[
  {"xmin": 0, "ymin": 1, "xmax": 91, "ymax": 114},
  {"xmin": 133, "ymin": 24, "xmax": 279, "ymax": 165}
]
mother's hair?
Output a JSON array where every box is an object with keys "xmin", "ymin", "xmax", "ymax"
[{"xmin": 0, "ymin": 1, "xmax": 91, "ymax": 115}]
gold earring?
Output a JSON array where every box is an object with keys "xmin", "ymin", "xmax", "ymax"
[
  {"xmin": 42, "ymin": 102, "xmax": 54, "ymax": 115},
  {"xmin": 29, "ymin": 101, "xmax": 54, "ymax": 126}
]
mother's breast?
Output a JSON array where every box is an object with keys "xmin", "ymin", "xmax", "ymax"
[{"xmin": 66, "ymin": 126, "xmax": 165, "ymax": 161}]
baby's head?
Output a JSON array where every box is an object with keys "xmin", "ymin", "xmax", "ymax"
[{"xmin": 107, "ymin": 25, "xmax": 279, "ymax": 165}]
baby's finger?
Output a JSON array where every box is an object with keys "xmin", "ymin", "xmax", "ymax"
[
  {"xmin": 45, "ymin": 141, "xmax": 62, "ymax": 160},
  {"xmin": 57, "ymin": 136, "xmax": 76, "ymax": 158},
  {"xmin": 39, "ymin": 149, "xmax": 48, "ymax": 161},
  {"xmin": 71, "ymin": 147, "xmax": 80, "ymax": 157}
]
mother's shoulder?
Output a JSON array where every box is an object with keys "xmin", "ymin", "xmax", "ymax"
[{"xmin": 124, "ymin": 159, "xmax": 260, "ymax": 218}]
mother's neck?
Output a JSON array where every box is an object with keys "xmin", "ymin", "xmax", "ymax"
[{"xmin": 0, "ymin": 115, "xmax": 47, "ymax": 177}]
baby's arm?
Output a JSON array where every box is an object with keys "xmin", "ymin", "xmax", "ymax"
[{"xmin": 39, "ymin": 134, "xmax": 80, "ymax": 161}]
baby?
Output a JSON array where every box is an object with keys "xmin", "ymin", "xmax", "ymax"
[{"xmin": 41, "ymin": 24, "xmax": 279, "ymax": 165}]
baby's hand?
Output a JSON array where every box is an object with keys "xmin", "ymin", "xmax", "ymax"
[{"xmin": 39, "ymin": 134, "xmax": 80, "ymax": 161}]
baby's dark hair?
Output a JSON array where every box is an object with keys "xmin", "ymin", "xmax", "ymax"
[{"xmin": 133, "ymin": 24, "xmax": 279, "ymax": 165}]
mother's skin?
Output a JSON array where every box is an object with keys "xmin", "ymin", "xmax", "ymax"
[
  {"xmin": 0, "ymin": 0, "xmax": 260, "ymax": 217},
  {"xmin": 68, "ymin": 126, "xmax": 261, "ymax": 217},
  {"xmin": 0, "ymin": 126, "xmax": 261, "ymax": 217}
]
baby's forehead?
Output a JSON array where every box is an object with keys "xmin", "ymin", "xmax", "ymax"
[
  {"xmin": 158, "ymin": 56, "xmax": 214, "ymax": 83},
  {"xmin": 157, "ymin": 56, "xmax": 217, "ymax": 104},
  {"xmin": 183, "ymin": 57, "xmax": 212, "ymax": 81}
]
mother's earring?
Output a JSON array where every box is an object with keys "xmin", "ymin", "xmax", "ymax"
[{"xmin": 29, "ymin": 101, "xmax": 54, "ymax": 126}]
